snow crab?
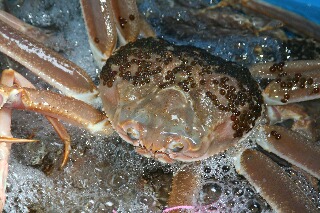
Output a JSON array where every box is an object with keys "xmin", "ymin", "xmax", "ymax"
[{"xmin": 0, "ymin": 0, "xmax": 320, "ymax": 212}]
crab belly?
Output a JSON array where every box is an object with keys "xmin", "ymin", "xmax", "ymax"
[{"xmin": 98, "ymin": 38, "xmax": 263, "ymax": 162}]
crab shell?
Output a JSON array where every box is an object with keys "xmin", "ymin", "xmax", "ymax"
[{"xmin": 99, "ymin": 38, "xmax": 263, "ymax": 163}]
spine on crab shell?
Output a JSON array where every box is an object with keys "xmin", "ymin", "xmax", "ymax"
[{"xmin": 0, "ymin": 19, "xmax": 99, "ymax": 105}]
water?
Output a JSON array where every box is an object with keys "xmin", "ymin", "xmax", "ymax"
[{"xmin": 1, "ymin": 0, "xmax": 320, "ymax": 212}]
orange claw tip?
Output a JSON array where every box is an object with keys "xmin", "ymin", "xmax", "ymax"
[{"xmin": 0, "ymin": 137, "xmax": 39, "ymax": 143}]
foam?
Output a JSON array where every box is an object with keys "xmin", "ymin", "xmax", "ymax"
[{"xmin": 2, "ymin": 0, "xmax": 320, "ymax": 212}]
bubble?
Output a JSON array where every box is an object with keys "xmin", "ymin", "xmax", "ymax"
[
  {"xmin": 246, "ymin": 200, "xmax": 261, "ymax": 213},
  {"xmin": 107, "ymin": 173, "xmax": 128, "ymax": 188},
  {"xmin": 3, "ymin": 0, "xmax": 320, "ymax": 212},
  {"xmin": 201, "ymin": 182, "xmax": 222, "ymax": 205},
  {"xmin": 234, "ymin": 187, "xmax": 244, "ymax": 197}
]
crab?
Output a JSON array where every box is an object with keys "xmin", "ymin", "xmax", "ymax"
[{"xmin": 0, "ymin": 0, "xmax": 320, "ymax": 212}]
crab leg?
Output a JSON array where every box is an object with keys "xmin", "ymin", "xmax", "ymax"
[
  {"xmin": 166, "ymin": 163, "xmax": 201, "ymax": 212},
  {"xmin": 80, "ymin": 0, "xmax": 117, "ymax": 68},
  {"xmin": 0, "ymin": 69, "xmax": 37, "ymax": 211},
  {"xmin": 0, "ymin": 19, "xmax": 98, "ymax": 104},
  {"xmin": 139, "ymin": 16, "xmax": 156, "ymax": 38},
  {"xmin": 266, "ymin": 104, "xmax": 315, "ymax": 140},
  {"xmin": 201, "ymin": 0, "xmax": 320, "ymax": 41},
  {"xmin": 111, "ymin": 0, "xmax": 156, "ymax": 41},
  {"xmin": 249, "ymin": 60, "xmax": 320, "ymax": 105},
  {"xmin": 167, "ymin": 164, "xmax": 201, "ymax": 206},
  {"xmin": 263, "ymin": 70, "xmax": 320, "ymax": 105},
  {"xmin": 235, "ymin": 149, "xmax": 318, "ymax": 213},
  {"xmin": 0, "ymin": 10, "xmax": 51, "ymax": 43},
  {"xmin": 0, "ymin": 122, "xmax": 11, "ymax": 210},
  {"xmin": 80, "ymin": 0, "xmax": 155, "ymax": 68},
  {"xmin": 240, "ymin": 0, "xmax": 320, "ymax": 41},
  {"xmin": 249, "ymin": 60, "xmax": 320, "ymax": 79},
  {"xmin": 0, "ymin": 85, "xmax": 113, "ymax": 135},
  {"xmin": 111, "ymin": 0, "xmax": 142, "ymax": 44},
  {"xmin": 1, "ymin": 69, "xmax": 72, "ymax": 167},
  {"xmin": 256, "ymin": 125, "xmax": 320, "ymax": 179},
  {"xmin": 0, "ymin": 72, "xmax": 14, "ymax": 211}
]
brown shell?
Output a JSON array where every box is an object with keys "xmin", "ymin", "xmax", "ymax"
[{"xmin": 99, "ymin": 38, "xmax": 263, "ymax": 161}]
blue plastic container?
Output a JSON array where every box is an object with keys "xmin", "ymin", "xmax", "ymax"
[{"xmin": 265, "ymin": 0, "xmax": 320, "ymax": 24}]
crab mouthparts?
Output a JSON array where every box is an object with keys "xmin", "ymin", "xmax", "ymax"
[{"xmin": 134, "ymin": 145, "xmax": 176, "ymax": 164}]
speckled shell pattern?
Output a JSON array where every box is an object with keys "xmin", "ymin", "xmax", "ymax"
[{"xmin": 98, "ymin": 38, "xmax": 263, "ymax": 162}]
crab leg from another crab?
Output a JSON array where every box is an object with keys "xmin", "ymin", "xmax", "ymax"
[
  {"xmin": 0, "ymin": 71, "xmax": 15, "ymax": 211},
  {"xmin": 0, "ymin": 19, "xmax": 98, "ymax": 104},
  {"xmin": 235, "ymin": 149, "xmax": 318, "ymax": 213}
]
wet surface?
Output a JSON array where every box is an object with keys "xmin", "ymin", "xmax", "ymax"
[{"xmin": 0, "ymin": 0, "xmax": 320, "ymax": 212}]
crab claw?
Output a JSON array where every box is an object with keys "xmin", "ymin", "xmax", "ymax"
[{"xmin": 0, "ymin": 69, "xmax": 72, "ymax": 168}]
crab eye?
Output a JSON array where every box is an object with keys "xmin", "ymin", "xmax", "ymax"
[
  {"xmin": 127, "ymin": 127, "xmax": 140, "ymax": 140},
  {"xmin": 168, "ymin": 141, "xmax": 184, "ymax": 152},
  {"xmin": 121, "ymin": 121, "xmax": 145, "ymax": 143}
]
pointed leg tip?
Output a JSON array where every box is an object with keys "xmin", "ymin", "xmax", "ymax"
[
  {"xmin": 0, "ymin": 137, "xmax": 39, "ymax": 143},
  {"xmin": 59, "ymin": 143, "xmax": 71, "ymax": 169}
]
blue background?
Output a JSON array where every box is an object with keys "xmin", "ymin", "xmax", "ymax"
[{"xmin": 265, "ymin": 0, "xmax": 320, "ymax": 24}]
